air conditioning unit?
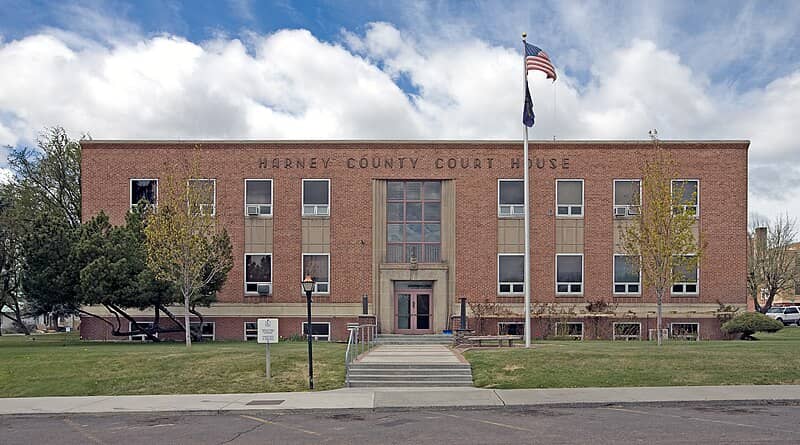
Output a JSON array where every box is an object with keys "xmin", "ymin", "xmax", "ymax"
[
  {"xmin": 626, "ymin": 206, "xmax": 640, "ymax": 216},
  {"xmin": 614, "ymin": 207, "xmax": 627, "ymax": 217},
  {"xmin": 246, "ymin": 205, "xmax": 259, "ymax": 216},
  {"xmin": 648, "ymin": 329, "xmax": 669, "ymax": 341},
  {"xmin": 256, "ymin": 283, "xmax": 271, "ymax": 296}
]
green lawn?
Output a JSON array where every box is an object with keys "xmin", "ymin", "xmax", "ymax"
[
  {"xmin": 0, "ymin": 334, "xmax": 345, "ymax": 397},
  {"xmin": 465, "ymin": 328, "xmax": 800, "ymax": 389}
]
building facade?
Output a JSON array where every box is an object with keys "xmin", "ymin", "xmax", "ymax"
[{"xmin": 79, "ymin": 140, "xmax": 749, "ymax": 341}]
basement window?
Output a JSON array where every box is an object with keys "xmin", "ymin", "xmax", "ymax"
[
  {"xmin": 302, "ymin": 322, "xmax": 331, "ymax": 341},
  {"xmin": 670, "ymin": 322, "xmax": 699, "ymax": 341},
  {"xmin": 128, "ymin": 321, "xmax": 156, "ymax": 342},
  {"xmin": 244, "ymin": 322, "xmax": 258, "ymax": 341},
  {"xmin": 613, "ymin": 322, "xmax": 642, "ymax": 341},
  {"xmin": 498, "ymin": 322, "xmax": 524, "ymax": 335},
  {"xmin": 554, "ymin": 322, "xmax": 583, "ymax": 340}
]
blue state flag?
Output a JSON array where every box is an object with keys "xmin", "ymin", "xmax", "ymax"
[{"xmin": 523, "ymin": 80, "xmax": 535, "ymax": 128}]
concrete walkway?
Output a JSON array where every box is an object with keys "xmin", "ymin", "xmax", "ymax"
[
  {"xmin": 356, "ymin": 344, "xmax": 466, "ymax": 365},
  {"xmin": 2, "ymin": 385, "xmax": 799, "ymax": 415}
]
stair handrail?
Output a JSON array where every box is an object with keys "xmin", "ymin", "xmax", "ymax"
[{"xmin": 345, "ymin": 324, "xmax": 378, "ymax": 387}]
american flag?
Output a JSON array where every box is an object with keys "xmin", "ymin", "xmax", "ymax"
[{"xmin": 525, "ymin": 42, "xmax": 556, "ymax": 81}]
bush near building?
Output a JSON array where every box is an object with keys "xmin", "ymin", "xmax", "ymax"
[{"xmin": 721, "ymin": 312, "xmax": 783, "ymax": 340}]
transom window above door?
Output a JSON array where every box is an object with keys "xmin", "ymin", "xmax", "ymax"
[{"xmin": 386, "ymin": 181, "xmax": 441, "ymax": 263}]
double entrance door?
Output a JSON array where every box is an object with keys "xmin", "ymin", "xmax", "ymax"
[{"xmin": 394, "ymin": 289, "xmax": 432, "ymax": 334}]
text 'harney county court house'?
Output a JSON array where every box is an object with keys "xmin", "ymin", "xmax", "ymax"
[{"xmin": 79, "ymin": 140, "xmax": 749, "ymax": 341}]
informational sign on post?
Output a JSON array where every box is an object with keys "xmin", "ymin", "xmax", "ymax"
[{"xmin": 257, "ymin": 318, "xmax": 278, "ymax": 380}]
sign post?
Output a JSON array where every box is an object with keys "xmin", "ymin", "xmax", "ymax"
[{"xmin": 257, "ymin": 318, "xmax": 279, "ymax": 380}]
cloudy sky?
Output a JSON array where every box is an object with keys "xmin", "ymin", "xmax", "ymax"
[{"xmin": 0, "ymin": 0, "xmax": 798, "ymax": 220}]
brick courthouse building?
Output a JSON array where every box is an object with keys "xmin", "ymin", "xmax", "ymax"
[{"xmin": 79, "ymin": 140, "xmax": 749, "ymax": 341}]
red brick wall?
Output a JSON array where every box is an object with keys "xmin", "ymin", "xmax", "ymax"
[
  {"xmin": 79, "ymin": 315, "xmax": 362, "ymax": 342},
  {"xmin": 81, "ymin": 140, "xmax": 748, "ymax": 309}
]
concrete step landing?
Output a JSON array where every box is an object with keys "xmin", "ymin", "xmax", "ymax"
[{"xmin": 374, "ymin": 334, "xmax": 454, "ymax": 345}]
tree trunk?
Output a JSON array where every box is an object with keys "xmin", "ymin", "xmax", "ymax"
[
  {"xmin": 184, "ymin": 292, "xmax": 192, "ymax": 348},
  {"xmin": 656, "ymin": 289, "xmax": 663, "ymax": 346}
]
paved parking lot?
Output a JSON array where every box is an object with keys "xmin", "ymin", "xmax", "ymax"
[{"xmin": 2, "ymin": 403, "xmax": 799, "ymax": 444}]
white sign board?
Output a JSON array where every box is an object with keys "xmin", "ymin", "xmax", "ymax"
[{"xmin": 257, "ymin": 318, "xmax": 279, "ymax": 344}]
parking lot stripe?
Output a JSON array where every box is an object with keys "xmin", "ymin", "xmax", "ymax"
[{"xmin": 240, "ymin": 414, "xmax": 321, "ymax": 436}]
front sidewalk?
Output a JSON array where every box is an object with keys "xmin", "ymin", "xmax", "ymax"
[{"xmin": 2, "ymin": 385, "xmax": 800, "ymax": 415}]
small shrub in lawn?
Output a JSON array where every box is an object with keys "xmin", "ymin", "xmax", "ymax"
[{"xmin": 721, "ymin": 312, "xmax": 784, "ymax": 340}]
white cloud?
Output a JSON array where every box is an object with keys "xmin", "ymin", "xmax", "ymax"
[{"xmin": 0, "ymin": 22, "xmax": 797, "ymax": 221}]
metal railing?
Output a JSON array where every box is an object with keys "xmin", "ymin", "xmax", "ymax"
[{"xmin": 345, "ymin": 323, "xmax": 378, "ymax": 387}]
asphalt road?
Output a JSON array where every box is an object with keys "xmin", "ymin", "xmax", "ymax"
[{"xmin": 2, "ymin": 403, "xmax": 799, "ymax": 444}]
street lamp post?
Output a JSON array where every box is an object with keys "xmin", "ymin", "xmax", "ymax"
[{"xmin": 301, "ymin": 275, "xmax": 315, "ymax": 390}]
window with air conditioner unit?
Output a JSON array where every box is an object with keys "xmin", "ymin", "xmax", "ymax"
[
  {"xmin": 245, "ymin": 179, "xmax": 272, "ymax": 216},
  {"xmin": 613, "ymin": 179, "xmax": 640, "ymax": 217},
  {"xmin": 671, "ymin": 179, "xmax": 699, "ymax": 217},
  {"xmin": 187, "ymin": 179, "xmax": 216, "ymax": 216},
  {"xmin": 556, "ymin": 179, "xmax": 583, "ymax": 217},
  {"xmin": 245, "ymin": 253, "xmax": 272, "ymax": 295},
  {"xmin": 498, "ymin": 179, "xmax": 524, "ymax": 217},
  {"xmin": 302, "ymin": 179, "xmax": 330, "ymax": 216}
]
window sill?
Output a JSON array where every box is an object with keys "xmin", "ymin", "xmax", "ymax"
[
  {"xmin": 245, "ymin": 214, "xmax": 273, "ymax": 219},
  {"xmin": 302, "ymin": 214, "xmax": 330, "ymax": 219},
  {"xmin": 498, "ymin": 215, "xmax": 524, "ymax": 219},
  {"xmin": 555, "ymin": 215, "xmax": 584, "ymax": 220}
]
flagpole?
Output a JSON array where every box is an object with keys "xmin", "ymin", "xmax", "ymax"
[{"xmin": 522, "ymin": 33, "xmax": 531, "ymax": 348}]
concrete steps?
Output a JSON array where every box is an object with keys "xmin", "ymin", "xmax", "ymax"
[
  {"xmin": 374, "ymin": 334, "xmax": 454, "ymax": 345},
  {"xmin": 346, "ymin": 344, "xmax": 473, "ymax": 388}
]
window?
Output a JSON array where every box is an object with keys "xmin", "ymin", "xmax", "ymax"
[
  {"xmin": 130, "ymin": 179, "xmax": 158, "ymax": 207},
  {"xmin": 556, "ymin": 179, "xmax": 583, "ymax": 216},
  {"xmin": 498, "ymin": 179, "xmax": 524, "ymax": 217},
  {"xmin": 244, "ymin": 322, "xmax": 258, "ymax": 341},
  {"xmin": 128, "ymin": 321, "xmax": 155, "ymax": 341},
  {"xmin": 613, "ymin": 322, "xmax": 641, "ymax": 341},
  {"xmin": 498, "ymin": 322, "xmax": 524, "ymax": 335},
  {"xmin": 614, "ymin": 255, "xmax": 641, "ymax": 294},
  {"xmin": 672, "ymin": 255, "xmax": 699, "ymax": 295},
  {"xmin": 188, "ymin": 179, "xmax": 216, "ymax": 215},
  {"xmin": 613, "ymin": 179, "xmax": 640, "ymax": 217},
  {"xmin": 672, "ymin": 179, "xmax": 699, "ymax": 216},
  {"xmin": 302, "ymin": 322, "xmax": 330, "ymax": 341},
  {"xmin": 556, "ymin": 254, "xmax": 583, "ymax": 294},
  {"xmin": 190, "ymin": 322, "xmax": 215, "ymax": 341},
  {"xmin": 555, "ymin": 322, "xmax": 583, "ymax": 340},
  {"xmin": 670, "ymin": 322, "xmax": 699, "ymax": 341},
  {"xmin": 386, "ymin": 181, "xmax": 441, "ymax": 263},
  {"xmin": 302, "ymin": 179, "xmax": 329, "ymax": 216},
  {"xmin": 245, "ymin": 254, "xmax": 272, "ymax": 295},
  {"xmin": 303, "ymin": 253, "xmax": 329, "ymax": 294},
  {"xmin": 245, "ymin": 179, "xmax": 272, "ymax": 216},
  {"xmin": 498, "ymin": 254, "xmax": 524, "ymax": 294}
]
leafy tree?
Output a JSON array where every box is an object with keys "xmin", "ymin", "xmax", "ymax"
[
  {"xmin": 0, "ymin": 186, "xmax": 28, "ymax": 334},
  {"xmin": 74, "ymin": 206, "xmax": 179, "ymax": 341},
  {"xmin": 19, "ymin": 213, "xmax": 81, "ymax": 327},
  {"xmin": 621, "ymin": 137, "xmax": 704, "ymax": 346},
  {"xmin": 8, "ymin": 127, "xmax": 81, "ymax": 228},
  {"xmin": 747, "ymin": 216, "xmax": 798, "ymax": 313},
  {"xmin": 3, "ymin": 127, "xmax": 83, "ymax": 329},
  {"xmin": 144, "ymin": 165, "xmax": 233, "ymax": 348},
  {"xmin": 721, "ymin": 312, "xmax": 783, "ymax": 340}
]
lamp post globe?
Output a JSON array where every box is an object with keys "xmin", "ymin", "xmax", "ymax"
[{"xmin": 301, "ymin": 275, "xmax": 315, "ymax": 389}]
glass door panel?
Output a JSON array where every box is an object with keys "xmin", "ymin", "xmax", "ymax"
[
  {"xmin": 397, "ymin": 293, "xmax": 411, "ymax": 330},
  {"xmin": 416, "ymin": 294, "xmax": 430, "ymax": 330}
]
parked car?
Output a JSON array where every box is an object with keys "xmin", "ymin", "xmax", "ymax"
[{"xmin": 765, "ymin": 306, "xmax": 800, "ymax": 325}]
